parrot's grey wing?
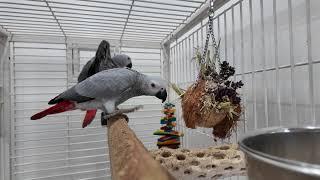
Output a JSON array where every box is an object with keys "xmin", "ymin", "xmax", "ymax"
[
  {"xmin": 98, "ymin": 57, "xmax": 116, "ymax": 71},
  {"xmin": 78, "ymin": 58, "xmax": 94, "ymax": 82},
  {"xmin": 75, "ymin": 68, "xmax": 138, "ymax": 99},
  {"xmin": 95, "ymin": 40, "xmax": 111, "ymax": 63},
  {"xmin": 88, "ymin": 40, "xmax": 111, "ymax": 77},
  {"xmin": 48, "ymin": 86, "xmax": 94, "ymax": 105}
]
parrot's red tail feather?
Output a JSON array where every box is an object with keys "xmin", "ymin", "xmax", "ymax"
[
  {"xmin": 82, "ymin": 110, "xmax": 97, "ymax": 128},
  {"xmin": 31, "ymin": 101, "xmax": 75, "ymax": 120}
]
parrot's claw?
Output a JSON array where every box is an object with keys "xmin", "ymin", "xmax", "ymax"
[
  {"xmin": 101, "ymin": 105, "xmax": 143, "ymax": 125},
  {"xmin": 104, "ymin": 113, "xmax": 118, "ymax": 119},
  {"xmin": 101, "ymin": 112, "xmax": 129, "ymax": 126},
  {"xmin": 101, "ymin": 112, "xmax": 108, "ymax": 126}
]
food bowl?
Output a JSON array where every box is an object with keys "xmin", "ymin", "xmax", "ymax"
[{"xmin": 239, "ymin": 127, "xmax": 320, "ymax": 180}]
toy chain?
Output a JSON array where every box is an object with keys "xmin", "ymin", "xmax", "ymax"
[{"xmin": 201, "ymin": 0, "xmax": 221, "ymax": 64}]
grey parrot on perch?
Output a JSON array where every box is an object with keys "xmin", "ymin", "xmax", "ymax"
[
  {"xmin": 30, "ymin": 68, "xmax": 167, "ymax": 128},
  {"xmin": 77, "ymin": 40, "xmax": 133, "ymax": 126}
]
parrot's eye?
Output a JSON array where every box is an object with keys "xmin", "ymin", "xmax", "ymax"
[{"xmin": 151, "ymin": 83, "xmax": 156, "ymax": 88}]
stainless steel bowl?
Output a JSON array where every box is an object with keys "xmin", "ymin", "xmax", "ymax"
[{"xmin": 239, "ymin": 127, "xmax": 320, "ymax": 180}]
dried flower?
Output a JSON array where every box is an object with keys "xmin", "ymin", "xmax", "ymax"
[
  {"xmin": 213, "ymin": 86, "xmax": 242, "ymax": 104},
  {"xmin": 231, "ymin": 81, "xmax": 244, "ymax": 90},
  {"xmin": 219, "ymin": 61, "xmax": 235, "ymax": 80}
]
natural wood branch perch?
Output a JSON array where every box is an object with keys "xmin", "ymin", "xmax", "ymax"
[{"xmin": 107, "ymin": 114, "xmax": 176, "ymax": 180}]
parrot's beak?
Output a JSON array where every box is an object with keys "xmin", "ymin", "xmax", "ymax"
[
  {"xmin": 155, "ymin": 89, "xmax": 167, "ymax": 103},
  {"xmin": 126, "ymin": 63, "xmax": 132, "ymax": 68}
]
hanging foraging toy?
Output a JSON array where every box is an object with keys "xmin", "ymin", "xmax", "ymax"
[
  {"xmin": 180, "ymin": 0, "xmax": 244, "ymax": 139},
  {"xmin": 153, "ymin": 103, "xmax": 183, "ymax": 149}
]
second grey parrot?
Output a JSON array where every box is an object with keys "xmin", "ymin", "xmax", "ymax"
[
  {"xmin": 78, "ymin": 54, "xmax": 132, "ymax": 82},
  {"xmin": 78, "ymin": 40, "xmax": 132, "ymax": 82},
  {"xmin": 30, "ymin": 68, "xmax": 167, "ymax": 128}
]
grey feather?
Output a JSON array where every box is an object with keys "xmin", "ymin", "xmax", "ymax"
[
  {"xmin": 48, "ymin": 86, "xmax": 94, "ymax": 104},
  {"xmin": 78, "ymin": 53, "xmax": 132, "ymax": 82},
  {"xmin": 76, "ymin": 68, "xmax": 139, "ymax": 100},
  {"xmin": 78, "ymin": 57, "xmax": 95, "ymax": 82}
]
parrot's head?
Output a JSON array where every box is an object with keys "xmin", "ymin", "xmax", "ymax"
[
  {"xmin": 112, "ymin": 54, "xmax": 132, "ymax": 68},
  {"xmin": 141, "ymin": 76, "xmax": 167, "ymax": 103}
]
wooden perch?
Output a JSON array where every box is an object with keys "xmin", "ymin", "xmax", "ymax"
[{"xmin": 107, "ymin": 114, "xmax": 176, "ymax": 180}]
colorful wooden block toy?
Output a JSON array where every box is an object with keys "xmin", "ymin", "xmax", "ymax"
[{"xmin": 153, "ymin": 103, "xmax": 183, "ymax": 149}]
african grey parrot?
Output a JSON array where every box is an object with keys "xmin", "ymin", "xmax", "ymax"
[
  {"xmin": 77, "ymin": 40, "xmax": 132, "ymax": 124},
  {"xmin": 30, "ymin": 68, "xmax": 167, "ymax": 128},
  {"xmin": 78, "ymin": 40, "xmax": 132, "ymax": 82}
]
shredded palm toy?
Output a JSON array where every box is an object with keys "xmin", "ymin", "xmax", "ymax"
[
  {"xmin": 179, "ymin": 46, "xmax": 244, "ymax": 139},
  {"xmin": 170, "ymin": 5, "xmax": 244, "ymax": 138}
]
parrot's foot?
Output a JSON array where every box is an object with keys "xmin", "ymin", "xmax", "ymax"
[
  {"xmin": 101, "ymin": 113, "xmax": 129, "ymax": 126},
  {"xmin": 101, "ymin": 112, "xmax": 108, "ymax": 126},
  {"xmin": 101, "ymin": 105, "xmax": 143, "ymax": 126}
]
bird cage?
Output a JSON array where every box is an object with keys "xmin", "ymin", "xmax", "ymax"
[{"xmin": 0, "ymin": 0, "xmax": 320, "ymax": 180}]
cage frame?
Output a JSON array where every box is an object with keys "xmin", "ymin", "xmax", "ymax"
[{"xmin": 0, "ymin": 0, "xmax": 319, "ymax": 179}]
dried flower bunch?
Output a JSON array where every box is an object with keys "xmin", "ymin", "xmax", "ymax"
[{"xmin": 179, "ymin": 46, "xmax": 244, "ymax": 139}]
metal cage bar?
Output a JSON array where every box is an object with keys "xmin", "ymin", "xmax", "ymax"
[
  {"xmin": 288, "ymin": 0, "xmax": 298, "ymax": 125},
  {"xmin": 306, "ymin": 0, "xmax": 315, "ymax": 126}
]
